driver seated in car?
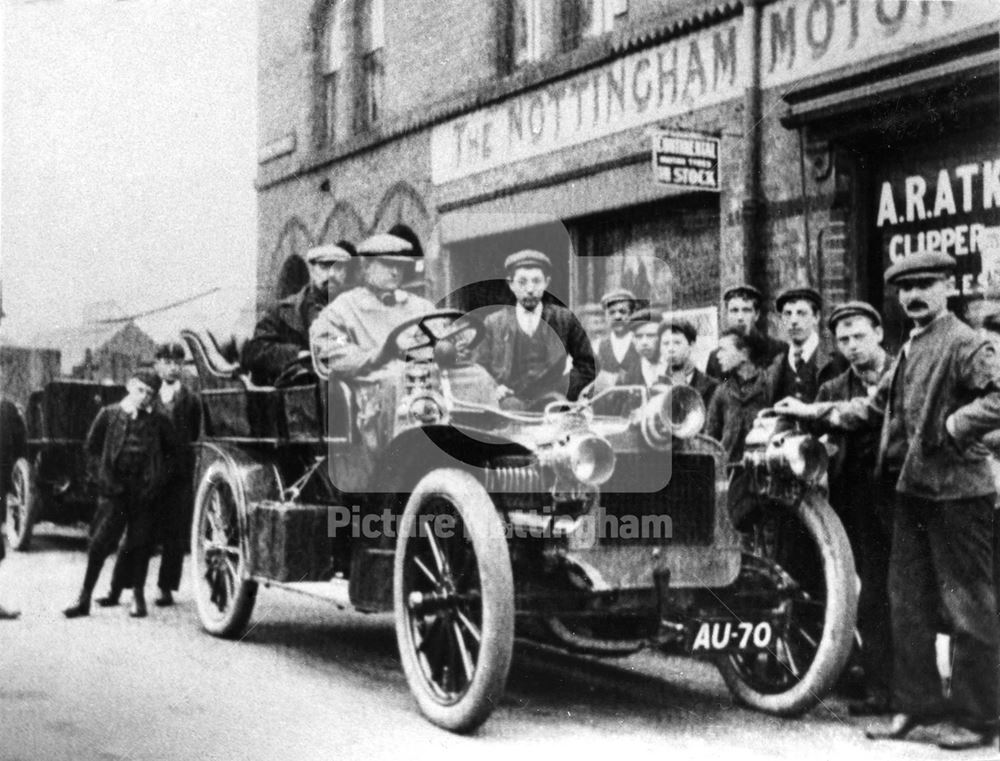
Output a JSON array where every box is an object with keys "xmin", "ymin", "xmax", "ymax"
[{"xmin": 310, "ymin": 233, "xmax": 435, "ymax": 378}]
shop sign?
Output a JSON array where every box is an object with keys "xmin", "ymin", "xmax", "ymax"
[
  {"xmin": 875, "ymin": 151, "xmax": 1000, "ymax": 297},
  {"xmin": 763, "ymin": 0, "xmax": 997, "ymax": 88},
  {"xmin": 430, "ymin": 18, "xmax": 743, "ymax": 184},
  {"xmin": 651, "ymin": 131, "xmax": 720, "ymax": 191}
]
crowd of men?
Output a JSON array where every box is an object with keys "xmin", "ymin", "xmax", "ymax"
[{"xmin": 0, "ymin": 231, "xmax": 997, "ymax": 749}]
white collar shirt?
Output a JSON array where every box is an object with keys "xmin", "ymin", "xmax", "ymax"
[
  {"xmin": 609, "ymin": 331, "xmax": 632, "ymax": 363},
  {"xmin": 516, "ymin": 303, "xmax": 542, "ymax": 335},
  {"xmin": 789, "ymin": 331, "xmax": 820, "ymax": 370}
]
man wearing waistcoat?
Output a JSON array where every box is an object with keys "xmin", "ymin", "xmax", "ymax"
[
  {"xmin": 64, "ymin": 369, "xmax": 176, "ymax": 619},
  {"xmin": 475, "ymin": 250, "xmax": 595, "ymax": 410},
  {"xmin": 594, "ymin": 288, "xmax": 640, "ymax": 379},
  {"xmin": 777, "ymin": 252, "xmax": 1000, "ymax": 749},
  {"xmin": 768, "ymin": 287, "xmax": 843, "ymax": 403}
]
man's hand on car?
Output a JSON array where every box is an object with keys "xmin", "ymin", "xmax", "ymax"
[{"xmin": 773, "ymin": 396, "xmax": 820, "ymax": 420}]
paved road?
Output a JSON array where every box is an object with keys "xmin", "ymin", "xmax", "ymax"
[{"xmin": 0, "ymin": 527, "xmax": 971, "ymax": 761}]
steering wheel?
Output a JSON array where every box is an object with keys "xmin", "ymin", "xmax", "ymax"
[{"xmin": 374, "ymin": 309, "xmax": 485, "ymax": 366}]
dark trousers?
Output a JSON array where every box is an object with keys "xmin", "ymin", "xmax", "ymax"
[
  {"xmin": 109, "ymin": 480, "xmax": 191, "ymax": 594},
  {"xmin": 889, "ymin": 493, "xmax": 999, "ymax": 730},
  {"xmin": 834, "ymin": 479, "xmax": 893, "ymax": 700},
  {"xmin": 81, "ymin": 487, "xmax": 155, "ymax": 598}
]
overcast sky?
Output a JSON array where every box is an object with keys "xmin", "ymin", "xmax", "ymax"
[{"xmin": 1, "ymin": 0, "xmax": 257, "ymax": 344}]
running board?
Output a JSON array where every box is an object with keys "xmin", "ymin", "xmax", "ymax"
[{"xmin": 254, "ymin": 576, "xmax": 354, "ymax": 611}]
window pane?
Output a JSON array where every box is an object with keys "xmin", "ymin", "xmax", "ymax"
[
  {"xmin": 324, "ymin": 72, "xmax": 338, "ymax": 143},
  {"xmin": 324, "ymin": 3, "xmax": 345, "ymax": 73},
  {"xmin": 369, "ymin": 0, "xmax": 385, "ymax": 51},
  {"xmin": 363, "ymin": 49, "xmax": 384, "ymax": 126},
  {"xmin": 513, "ymin": 0, "xmax": 541, "ymax": 64}
]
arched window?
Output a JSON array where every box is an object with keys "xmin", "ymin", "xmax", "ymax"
[
  {"xmin": 320, "ymin": 1, "xmax": 347, "ymax": 145},
  {"xmin": 359, "ymin": 0, "xmax": 385, "ymax": 129}
]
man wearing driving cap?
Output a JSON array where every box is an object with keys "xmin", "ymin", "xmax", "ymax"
[
  {"xmin": 242, "ymin": 241, "xmax": 353, "ymax": 385},
  {"xmin": 706, "ymin": 285, "xmax": 787, "ymax": 381},
  {"xmin": 815, "ymin": 300, "xmax": 894, "ymax": 717},
  {"xmin": 475, "ymin": 250, "xmax": 595, "ymax": 409},
  {"xmin": 767, "ymin": 286, "xmax": 843, "ymax": 403},
  {"xmin": 64, "ymin": 368, "xmax": 177, "ymax": 620},
  {"xmin": 594, "ymin": 288, "xmax": 641, "ymax": 379},
  {"xmin": 776, "ymin": 252, "xmax": 1000, "ymax": 749},
  {"xmin": 310, "ymin": 233, "xmax": 434, "ymax": 377}
]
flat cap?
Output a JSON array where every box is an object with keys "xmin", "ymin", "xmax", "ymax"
[
  {"xmin": 628, "ymin": 308, "xmax": 663, "ymax": 330},
  {"xmin": 600, "ymin": 288, "xmax": 637, "ymax": 309},
  {"xmin": 663, "ymin": 317, "xmax": 697, "ymax": 344},
  {"xmin": 504, "ymin": 249, "xmax": 551, "ymax": 274},
  {"xmin": 776, "ymin": 287, "xmax": 822, "ymax": 313},
  {"xmin": 722, "ymin": 284, "xmax": 763, "ymax": 304},
  {"xmin": 828, "ymin": 301, "xmax": 882, "ymax": 332},
  {"xmin": 883, "ymin": 252, "xmax": 957, "ymax": 285},
  {"xmin": 357, "ymin": 233, "xmax": 417, "ymax": 262},
  {"xmin": 305, "ymin": 243, "xmax": 352, "ymax": 263},
  {"xmin": 131, "ymin": 368, "xmax": 162, "ymax": 393}
]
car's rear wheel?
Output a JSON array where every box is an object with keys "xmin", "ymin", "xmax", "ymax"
[
  {"xmin": 716, "ymin": 491, "xmax": 857, "ymax": 716},
  {"xmin": 191, "ymin": 459, "xmax": 257, "ymax": 637},
  {"xmin": 394, "ymin": 468, "xmax": 514, "ymax": 733},
  {"xmin": 5, "ymin": 457, "xmax": 38, "ymax": 551}
]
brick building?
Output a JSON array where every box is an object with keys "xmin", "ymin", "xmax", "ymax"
[{"xmin": 256, "ymin": 0, "xmax": 999, "ymax": 351}]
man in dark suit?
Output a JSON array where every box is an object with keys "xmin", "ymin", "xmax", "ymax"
[
  {"xmin": 242, "ymin": 242, "xmax": 353, "ymax": 385},
  {"xmin": 98, "ymin": 342, "xmax": 201, "ymax": 609},
  {"xmin": 706, "ymin": 285, "xmax": 786, "ymax": 380},
  {"xmin": 816, "ymin": 301, "xmax": 894, "ymax": 716},
  {"xmin": 594, "ymin": 289, "xmax": 640, "ymax": 379},
  {"xmin": 64, "ymin": 369, "xmax": 176, "ymax": 619},
  {"xmin": 660, "ymin": 317, "xmax": 717, "ymax": 407},
  {"xmin": 476, "ymin": 250, "xmax": 596, "ymax": 409},
  {"xmin": 767, "ymin": 287, "xmax": 844, "ymax": 403},
  {"xmin": 777, "ymin": 253, "xmax": 1000, "ymax": 749}
]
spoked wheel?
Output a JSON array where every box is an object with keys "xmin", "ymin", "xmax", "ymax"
[
  {"xmin": 5, "ymin": 457, "xmax": 37, "ymax": 551},
  {"xmin": 716, "ymin": 492, "xmax": 857, "ymax": 715},
  {"xmin": 394, "ymin": 468, "xmax": 514, "ymax": 733},
  {"xmin": 191, "ymin": 460, "xmax": 257, "ymax": 637}
]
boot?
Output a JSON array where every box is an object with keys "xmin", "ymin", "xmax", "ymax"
[
  {"xmin": 129, "ymin": 589, "xmax": 147, "ymax": 618},
  {"xmin": 0, "ymin": 603, "xmax": 20, "ymax": 620},
  {"xmin": 154, "ymin": 589, "xmax": 174, "ymax": 607},
  {"xmin": 64, "ymin": 553, "xmax": 103, "ymax": 618},
  {"xmin": 95, "ymin": 588, "xmax": 122, "ymax": 607}
]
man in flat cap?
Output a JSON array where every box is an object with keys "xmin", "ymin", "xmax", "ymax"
[
  {"xmin": 815, "ymin": 301, "xmax": 894, "ymax": 716},
  {"xmin": 661, "ymin": 317, "xmax": 717, "ymax": 406},
  {"xmin": 64, "ymin": 368, "xmax": 177, "ymax": 619},
  {"xmin": 617, "ymin": 309, "xmax": 665, "ymax": 389},
  {"xmin": 777, "ymin": 252, "xmax": 1000, "ymax": 749},
  {"xmin": 475, "ymin": 250, "xmax": 595, "ymax": 409},
  {"xmin": 595, "ymin": 289, "xmax": 641, "ymax": 379},
  {"xmin": 706, "ymin": 285, "xmax": 786, "ymax": 381},
  {"xmin": 768, "ymin": 286, "xmax": 843, "ymax": 403},
  {"xmin": 243, "ymin": 241, "xmax": 353, "ymax": 385},
  {"xmin": 310, "ymin": 233, "xmax": 434, "ymax": 377}
]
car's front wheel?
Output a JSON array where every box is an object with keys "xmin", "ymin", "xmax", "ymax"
[
  {"xmin": 715, "ymin": 491, "xmax": 857, "ymax": 716},
  {"xmin": 394, "ymin": 468, "xmax": 514, "ymax": 733},
  {"xmin": 191, "ymin": 459, "xmax": 258, "ymax": 638},
  {"xmin": 5, "ymin": 457, "xmax": 38, "ymax": 551}
]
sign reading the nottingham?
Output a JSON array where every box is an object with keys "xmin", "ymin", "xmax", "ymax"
[{"xmin": 652, "ymin": 131, "xmax": 720, "ymax": 191}]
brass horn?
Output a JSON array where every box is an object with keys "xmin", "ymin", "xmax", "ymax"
[{"xmin": 640, "ymin": 384, "xmax": 706, "ymax": 449}]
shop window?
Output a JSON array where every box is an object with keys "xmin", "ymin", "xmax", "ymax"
[
  {"xmin": 359, "ymin": 0, "xmax": 385, "ymax": 130},
  {"xmin": 319, "ymin": 1, "xmax": 347, "ymax": 146}
]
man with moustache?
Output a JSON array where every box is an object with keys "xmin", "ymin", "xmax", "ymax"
[
  {"xmin": 815, "ymin": 302, "xmax": 894, "ymax": 716},
  {"xmin": 594, "ymin": 289, "xmax": 640, "ymax": 378},
  {"xmin": 310, "ymin": 233, "xmax": 434, "ymax": 378},
  {"xmin": 243, "ymin": 241, "xmax": 353, "ymax": 385},
  {"xmin": 776, "ymin": 253, "xmax": 1000, "ymax": 749},
  {"xmin": 768, "ymin": 287, "xmax": 843, "ymax": 403},
  {"xmin": 475, "ymin": 250, "xmax": 595, "ymax": 409},
  {"xmin": 706, "ymin": 285, "xmax": 786, "ymax": 380}
]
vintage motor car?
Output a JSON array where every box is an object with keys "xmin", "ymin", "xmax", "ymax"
[
  {"xmin": 4, "ymin": 379, "xmax": 125, "ymax": 550},
  {"xmin": 181, "ymin": 311, "xmax": 857, "ymax": 733}
]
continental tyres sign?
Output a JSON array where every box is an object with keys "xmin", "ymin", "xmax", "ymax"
[{"xmin": 430, "ymin": 1, "xmax": 996, "ymax": 184}]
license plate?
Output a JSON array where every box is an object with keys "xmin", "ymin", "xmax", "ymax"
[{"xmin": 688, "ymin": 620, "xmax": 775, "ymax": 653}]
